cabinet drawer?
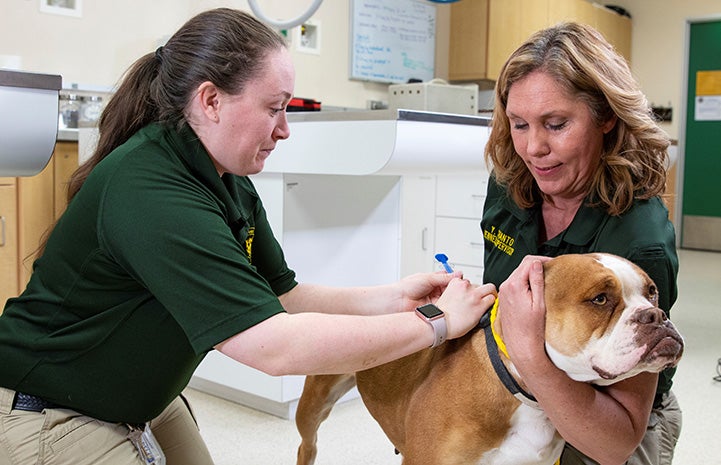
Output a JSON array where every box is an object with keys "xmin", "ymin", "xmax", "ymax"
[
  {"xmin": 436, "ymin": 173, "xmax": 489, "ymax": 218},
  {"xmin": 451, "ymin": 263, "xmax": 485, "ymax": 284},
  {"xmin": 434, "ymin": 216, "xmax": 484, "ymax": 268}
]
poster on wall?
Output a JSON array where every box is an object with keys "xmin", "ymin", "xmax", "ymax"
[{"xmin": 695, "ymin": 70, "xmax": 721, "ymax": 121}]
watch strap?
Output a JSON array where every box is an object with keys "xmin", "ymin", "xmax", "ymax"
[{"xmin": 428, "ymin": 315, "xmax": 447, "ymax": 348}]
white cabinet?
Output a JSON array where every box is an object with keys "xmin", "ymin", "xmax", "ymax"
[
  {"xmin": 191, "ymin": 172, "xmax": 433, "ymax": 418},
  {"xmin": 400, "ymin": 175, "xmax": 436, "ymax": 278},
  {"xmin": 435, "ymin": 174, "xmax": 488, "ymax": 219},
  {"xmin": 433, "ymin": 173, "xmax": 489, "ymax": 283}
]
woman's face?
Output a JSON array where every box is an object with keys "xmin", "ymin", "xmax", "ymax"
[
  {"xmin": 203, "ymin": 47, "xmax": 295, "ymax": 177},
  {"xmin": 505, "ymin": 70, "xmax": 615, "ymax": 204}
]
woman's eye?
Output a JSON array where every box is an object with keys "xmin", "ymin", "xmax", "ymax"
[
  {"xmin": 512, "ymin": 122, "xmax": 528, "ymax": 130},
  {"xmin": 548, "ymin": 121, "xmax": 567, "ymax": 131},
  {"xmin": 591, "ymin": 294, "xmax": 608, "ymax": 305},
  {"xmin": 270, "ymin": 107, "xmax": 284, "ymax": 115}
]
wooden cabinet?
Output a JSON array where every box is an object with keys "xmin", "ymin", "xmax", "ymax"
[
  {"xmin": 17, "ymin": 158, "xmax": 55, "ymax": 286},
  {"xmin": 594, "ymin": 5, "xmax": 631, "ymax": 59},
  {"xmin": 450, "ymin": 0, "xmax": 551, "ymax": 82},
  {"xmin": 449, "ymin": 0, "xmax": 632, "ymax": 82},
  {"xmin": 448, "ymin": 0, "xmax": 490, "ymax": 82},
  {"xmin": 551, "ymin": 0, "xmax": 631, "ymax": 58},
  {"xmin": 3, "ymin": 141, "xmax": 79, "ymax": 304},
  {"xmin": 53, "ymin": 141, "xmax": 79, "ymax": 218},
  {"xmin": 486, "ymin": 0, "xmax": 550, "ymax": 82},
  {"xmin": 0, "ymin": 178, "xmax": 18, "ymax": 310}
]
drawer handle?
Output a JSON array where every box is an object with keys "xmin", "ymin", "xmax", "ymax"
[
  {"xmin": 421, "ymin": 227, "xmax": 428, "ymax": 251},
  {"xmin": 0, "ymin": 216, "xmax": 5, "ymax": 247},
  {"xmin": 469, "ymin": 241, "xmax": 484, "ymax": 248}
]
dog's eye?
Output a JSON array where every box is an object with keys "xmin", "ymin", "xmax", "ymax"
[
  {"xmin": 591, "ymin": 294, "xmax": 608, "ymax": 305},
  {"xmin": 648, "ymin": 285, "xmax": 659, "ymax": 303}
]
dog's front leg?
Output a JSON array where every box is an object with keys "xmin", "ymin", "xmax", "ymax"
[{"xmin": 295, "ymin": 373, "xmax": 357, "ymax": 465}]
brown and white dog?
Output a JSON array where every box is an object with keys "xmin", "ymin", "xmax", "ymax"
[{"xmin": 295, "ymin": 253, "xmax": 684, "ymax": 465}]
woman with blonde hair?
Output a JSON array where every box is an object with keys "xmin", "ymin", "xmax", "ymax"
[{"xmin": 483, "ymin": 22, "xmax": 680, "ymax": 465}]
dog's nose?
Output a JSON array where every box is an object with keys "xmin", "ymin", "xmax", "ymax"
[{"xmin": 632, "ymin": 307, "xmax": 667, "ymax": 325}]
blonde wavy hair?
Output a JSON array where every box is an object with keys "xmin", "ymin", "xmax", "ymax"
[{"xmin": 485, "ymin": 22, "xmax": 669, "ymax": 216}]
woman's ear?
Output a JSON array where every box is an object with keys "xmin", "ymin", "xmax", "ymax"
[
  {"xmin": 602, "ymin": 114, "xmax": 618, "ymax": 134},
  {"xmin": 195, "ymin": 81, "xmax": 221, "ymax": 123}
]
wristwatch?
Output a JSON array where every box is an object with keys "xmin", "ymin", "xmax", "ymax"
[{"xmin": 415, "ymin": 303, "xmax": 447, "ymax": 348}]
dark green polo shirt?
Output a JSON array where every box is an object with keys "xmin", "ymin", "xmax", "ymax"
[
  {"xmin": 481, "ymin": 175, "xmax": 678, "ymax": 397},
  {"xmin": 0, "ymin": 123, "xmax": 297, "ymax": 423}
]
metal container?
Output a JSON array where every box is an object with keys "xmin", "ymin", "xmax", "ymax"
[{"xmin": 59, "ymin": 93, "xmax": 80, "ymax": 129}]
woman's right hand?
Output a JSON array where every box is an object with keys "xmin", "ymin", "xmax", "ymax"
[
  {"xmin": 434, "ymin": 278, "xmax": 497, "ymax": 340},
  {"xmin": 496, "ymin": 255, "xmax": 551, "ymax": 364}
]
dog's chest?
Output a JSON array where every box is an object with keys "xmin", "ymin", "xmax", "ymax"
[{"xmin": 478, "ymin": 404, "xmax": 564, "ymax": 465}]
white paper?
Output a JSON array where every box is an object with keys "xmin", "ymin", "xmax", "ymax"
[{"xmin": 695, "ymin": 95, "xmax": 721, "ymax": 121}]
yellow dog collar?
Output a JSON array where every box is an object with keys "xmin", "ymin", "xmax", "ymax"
[{"xmin": 489, "ymin": 298, "xmax": 510, "ymax": 359}]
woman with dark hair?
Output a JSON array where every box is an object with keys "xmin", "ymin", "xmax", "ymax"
[
  {"xmin": 483, "ymin": 22, "xmax": 680, "ymax": 465},
  {"xmin": 0, "ymin": 8, "xmax": 495, "ymax": 464}
]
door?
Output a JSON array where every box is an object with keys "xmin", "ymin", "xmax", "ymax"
[{"xmin": 681, "ymin": 18, "xmax": 721, "ymax": 251}]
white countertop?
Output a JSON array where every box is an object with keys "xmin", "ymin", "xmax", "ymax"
[{"xmin": 266, "ymin": 109, "xmax": 491, "ymax": 176}]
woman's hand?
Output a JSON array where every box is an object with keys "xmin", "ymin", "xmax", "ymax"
[
  {"xmin": 435, "ymin": 278, "xmax": 497, "ymax": 340},
  {"xmin": 394, "ymin": 271, "xmax": 465, "ymax": 313},
  {"xmin": 497, "ymin": 255, "xmax": 551, "ymax": 363}
]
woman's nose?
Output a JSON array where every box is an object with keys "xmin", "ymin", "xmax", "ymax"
[
  {"xmin": 526, "ymin": 126, "xmax": 550, "ymax": 157},
  {"xmin": 274, "ymin": 113, "xmax": 291, "ymax": 141}
]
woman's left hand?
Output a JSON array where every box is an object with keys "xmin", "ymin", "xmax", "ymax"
[{"xmin": 395, "ymin": 271, "xmax": 465, "ymax": 312}]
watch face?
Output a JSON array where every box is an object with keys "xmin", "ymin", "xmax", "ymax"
[{"xmin": 417, "ymin": 304, "xmax": 444, "ymax": 319}]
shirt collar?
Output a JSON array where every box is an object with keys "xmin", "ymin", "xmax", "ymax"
[
  {"xmin": 158, "ymin": 122, "xmax": 250, "ymax": 225},
  {"xmin": 560, "ymin": 201, "xmax": 606, "ymax": 246},
  {"xmin": 501, "ymin": 189, "xmax": 606, "ymax": 248}
]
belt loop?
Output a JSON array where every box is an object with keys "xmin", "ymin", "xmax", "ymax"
[{"xmin": 0, "ymin": 387, "xmax": 15, "ymax": 415}]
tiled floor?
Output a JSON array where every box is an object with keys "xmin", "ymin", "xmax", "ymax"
[{"xmin": 185, "ymin": 248, "xmax": 721, "ymax": 465}]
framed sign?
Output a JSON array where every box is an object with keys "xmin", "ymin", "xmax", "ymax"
[{"xmin": 40, "ymin": 0, "xmax": 83, "ymax": 18}]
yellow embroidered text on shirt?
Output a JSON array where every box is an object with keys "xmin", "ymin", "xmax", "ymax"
[
  {"xmin": 245, "ymin": 227, "xmax": 255, "ymax": 262},
  {"xmin": 483, "ymin": 225, "xmax": 515, "ymax": 256}
]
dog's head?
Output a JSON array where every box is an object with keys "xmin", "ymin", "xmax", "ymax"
[{"xmin": 542, "ymin": 253, "xmax": 684, "ymax": 386}]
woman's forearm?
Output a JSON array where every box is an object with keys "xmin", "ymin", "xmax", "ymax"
[
  {"xmin": 215, "ymin": 311, "xmax": 433, "ymax": 375},
  {"xmin": 515, "ymin": 350, "xmax": 657, "ymax": 465},
  {"xmin": 220, "ymin": 276, "xmax": 496, "ymax": 376},
  {"xmin": 278, "ymin": 283, "xmax": 402, "ymax": 316},
  {"xmin": 279, "ymin": 272, "xmax": 462, "ymax": 317}
]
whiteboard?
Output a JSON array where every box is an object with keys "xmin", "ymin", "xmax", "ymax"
[{"xmin": 350, "ymin": 0, "xmax": 436, "ymax": 84}]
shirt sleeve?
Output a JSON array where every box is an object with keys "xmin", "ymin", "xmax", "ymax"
[{"xmin": 97, "ymin": 156, "xmax": 291, "ymax": 354}]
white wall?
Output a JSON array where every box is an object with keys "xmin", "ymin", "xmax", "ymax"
[
  {"xmin": 0, "ymin": 0, "xmax": 451, "ymax": 109},
  {"xmin": 0, "ymin": 0, "xmax": 193, "ymax": 89},
  {"xmin": 606, "ymin": 0, "xmax": 721, "ymax": 139},
  {"xmin": 4, "ymin": 0, "xmax": 719, "ymax": 121}
]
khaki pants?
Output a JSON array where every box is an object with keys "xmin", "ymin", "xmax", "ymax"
[
  {"xmin": 560, "ymin": 391, "xmax": 682, "ymax": 465},
  {"xmin": 0, "ymin": 388, "xmax": 215, "ymax": 465}
]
